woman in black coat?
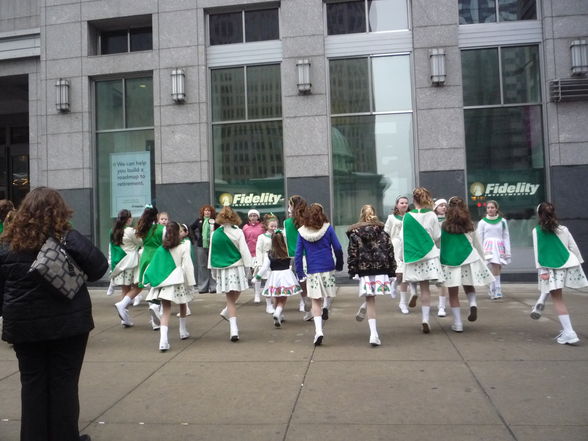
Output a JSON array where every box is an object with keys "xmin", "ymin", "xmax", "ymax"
[{"xmin": 0, "ymin": 187, "xmax": 108, "ymax": 441}]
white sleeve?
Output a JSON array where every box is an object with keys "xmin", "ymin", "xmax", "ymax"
[
  {"xmin": 471, "ymin": 231, "xmax": 485, "ymax": 260},
  {"xmin": 476, "ymin": 221, "xmax": 485, "ymax": 246},
  {"xmin": 238, "ymin": 230, "xmax": 253, "ymax": 267},
  {"xmin": 256, "ymin": 254, "xmax": 271, "ymax": 279},
  {"xmin": 430, "ymin": 214, "xmax": 441, "ymax": 246},
  {"xmin": 181, "ymin": 243, "xmax": 196, "ymax": 286},
  {"xmin": 565, "ymin": 227, "xmax": 584, "ymax": 264},
  {"xmin": 255, "ymin": 235, "xmax": 265, "ymax": 266},
  {"xmin": 502, "ymin": 220, "xmax": 511, "ymax": 257}
]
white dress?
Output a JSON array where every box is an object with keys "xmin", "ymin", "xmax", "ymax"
[
  {"xmin": 208, "ymin": 224, "xmax": 252, "ymax": 293},
  {"xmin": 111, "ymin": 227, "xmax": 142, "ymax": 286},
  {"xmin": 384, "ymin": 214, "xmax": 404, "ymax": 273},
  {"xmin": 441, "ymin": 232, "xmax": 495, "ymax": 288},
  {"xmin": 253, "ymin": 233, "xmax": 272, "ymax": 280},
  {"xmin": 476, "ymin": 217, "xmax": 511, "ymax": 265},
  {"xmin": 258, "ymin": 255, "xmax": 302, "ymax": 297}
]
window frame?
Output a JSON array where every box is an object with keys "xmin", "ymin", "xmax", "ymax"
[
  {"xmin": 324, "ymin": 0, "xmax": 411, "ymax": 36},
  {"xmin": 98, "ymin": 26, "xmax": 153, "ymax": 55},
  {"xmin": 207, "ymin": 6, "xmax": 281, "ymax": 47},
  {"xmin": 458, "ymin": 0, "xmax": 538, "ymax": 25}
]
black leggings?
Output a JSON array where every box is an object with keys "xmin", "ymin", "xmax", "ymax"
[{"xmin": 14, "ymin": 333, "xmax": 89, "ymax": 441}]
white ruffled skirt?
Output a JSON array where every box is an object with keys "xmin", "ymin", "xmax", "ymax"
[
  {"xmin": 442, "ymin": 260, "xmax": 495, "ymax": 288},
  {"xmin": 358, "ymin": 274, "xmax": 392, "ymax": 297},
  {"xmin": 538, "ymin": 265, "xmax": 588, "ymax": 292},
  {"xmin": 404, "ymin": 257, "xmax": 445, "ymax": 283},
  {"xmin": 212, "ymin": 265, "xmax": 249, "ymax": 293},
  {"xmin": 262, "ymin": 269, "xmax": 302, "ymax": 297}
]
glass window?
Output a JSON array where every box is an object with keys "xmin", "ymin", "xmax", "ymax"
[
  {"xmin": 330, "ymin": 58, "xmax": 370, "ymax": 114},
  {"xmin": 96, "ymin": 80, "xmax": 124, "ymax": 130},
  {"xmin": 499, "ymin": 0, "xmax": 536, "ymax": 21},
  {"xmin": 461, "ymin": 48, "xmax": 501, "ymax": 106},
  {"xmin": 211, "ymin": 68, "xmax": 246, "ymax": 122},
  {"xmin": 245, "ymin": 9, "xmax": 279, "ymax": 42},
  {"xmin": 211, "ymin": 64, "xmax": 284, "ymax": 218},
  {"xmin": 327, "ymin": 1, "xmax": 366, "ymax": 35},
  {"xmin": 372, "ymin": 56, "xmax": 412, "ymax": 112},
  {"xmin": 246, "ymin": 65, "xmax": 282, "ymax": 120},
  {"xmin": 501, "ymin": 46, "xmax": 540, "ymax": 104},
  {"xmin": 95, "ymin": 77, "xmax": 154, "ymax": 254},
  {"xmin": 125, "ymin": 78, "xmax": 154, "ymax": 128},
  {"xmin": 368, "ymin": 0, "xmax": 409, "ymax": 31},
  {"xmin": 459, "ymin": 0, "xmax": 536, "ymax": 24},
  {"xmin": 130, "ymin": 27, "xmax": 153, "ymax": 51},
  {"xmin": 329, "ymin": 55, "xmax": 414, "ymax": 242},
  {"xmin": 209, "ymin": 12, "xmax": 243, "ymax": 45},
  {"xmin": 101, "ymin": 30, "xmax": 128, "ymax": 55}
]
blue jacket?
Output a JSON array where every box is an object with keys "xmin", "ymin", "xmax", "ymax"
[{"xmin": 295, "ymin": 223, "xmax": 343, "ymax": 279}]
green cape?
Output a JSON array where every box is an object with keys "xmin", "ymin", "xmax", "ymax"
[
  {"xmin": 210, "ymin": 226, "xmax": 242, "ymax": 268},
  {"xmin": 440, "ymin": 231, "xmax": 473, "ymax": 266},
  {"xmin": 403, "ymin": 212, "xmax": 435, "ymax": 263},
  {"xmin": 143, "ymin": 246, "xmax": 176, "ymax": 287},
  {"xmin": 535, "ymin": 226, "xmax": 570, "ymax": 268}
]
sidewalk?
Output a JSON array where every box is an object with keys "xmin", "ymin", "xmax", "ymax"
[{"xmin": 1, "ymin": 284, "xmax": 587, "ymax": 441}]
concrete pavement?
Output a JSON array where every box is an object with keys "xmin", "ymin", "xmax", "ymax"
[{"xmin": 1, "ymin": 284, "xmax": 587, "ymax": 441}]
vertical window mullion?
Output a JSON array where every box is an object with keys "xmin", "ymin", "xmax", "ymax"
[
  {"xmin": 497, "ymin": 46, "xmax": 504, "ymax": 105},
  {"xmin": 368, "ymin": 56, "xmax": 374, "ymax": 113},
  {"xmin": 127, "ymin": 29, "xmax": 131, "ymax": 53},
  {"xmin": 242, "ymin": 11, "xmax": 246, "ymax": 43},
  {"xmin": 365, "ymin": 0, "xmax": 369, "ymax": 33},
  {"xmin": 122, "ymin": 78, "xmax": 127, "ymax": 128},
  {"xmin": 496, "ymin": 0, "xmax": 500, "ymax": 23},
  {"xmin": 243, "ymin": 66, "xmax": 248, "ymax": 120}
]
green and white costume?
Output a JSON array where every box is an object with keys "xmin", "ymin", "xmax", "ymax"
[
  {"xmin": 384, "ymin": 214, "xmax": 405, "ymax": 273},
  {"xmin": 138, "ymin": 223, "xmax": 165, "ymax": 288},
  {"xmin": 399, "ymin": 209, "xmax": 444, "ymax": 283},
  {"xmin": 110, "ymin": 226, "xmax": 142, "ymax": 286},
  {"xmin": 144, "ymin": 239, "xmax": 195, "ymax": 304},
  {"xmin": 253, "ymin": 232, "xmax": 272, "ymax": 280},
  {"xmin": 283, "ymin": 217, "xmax": 298, "ymax": 258},
  {"xmin": 533, "ymin": 225, "xmax": 588, "ymax": 291},
  {"xmin": 440, "ymin": 231, "xmax": 494, "ymax": 287},
  {"xmin": 208, "ymin": 224, "xmax": 252, "ymax": 293}
]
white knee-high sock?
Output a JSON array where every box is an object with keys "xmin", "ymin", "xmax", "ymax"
[
  {"xmin": 536, "ymin": 290, "xmax": 550, "ymax": 305},
  {"xmin": 324, "ymin": 296, "xmax": 333, "ymax": 309},
  {"xmin": 438, "ymin": 295, "xmax": 447, "ymax": 309},
  {"xmin": 274, "ymin": 305, "xmax": 283, "ymax": 317},
  {"xmin": 421, "ymin": 305, "xmax": 430, "ymax": 323},
  {"xmin": 313, "ymin": 316, "xmax": 323, "ymax": 335},
  {"xmin": 452, "ymin": 307, "xmax": 462, "ymax": 326},
  {"xmin": 558, "ymin": 314, "xmax": 574, "ymax": 333},
  {"xmin": 118, "ymin": 295, "xmax": 133, "ymax": 308},
  {"xmin": 265, "ymin": 297, "xmax": 273, "ymax": 307},
  {"xmin": 254, "ymin": 281, "xmax": 262, "ymax": 295},
  {"xmin": 466, "ymin": 291, "xmax": 477, "ymax": 308},
  {"xmin": 494, "ymin": 275, "xmax": 501, "ymax": 290},
  {"xmin": 229, "ymin": 316, "xmax": 239, "ymax": 335},
  {"xmin": 159, "ymin": 325, "xmax": 169, "ymax": 345},
  {"xmin": 409, "ymin": 283, "xmax": 417, "ymax": 296},
  {"xmin": 399, "ymin": 291, "xmax": 408, "ymax": 305},
  {"xmin": 368, "ymin": 318, "xmax": 378, "ymax": 337},
  {"xmin": 179, "ymin": 317, "xmax": 188, "ymax": 335}
]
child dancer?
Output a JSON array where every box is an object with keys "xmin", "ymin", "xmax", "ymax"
[
  {"xmin": 144, "ymin": 222, "xmax": 195, "ymax": 351},
  {"xmin": 209, "ymin": 207, "xmax": 252, "ymax": 342},
  {"xmin": 255, "ymin": 230, "xmax": 302, "ymax": 328},
  {"xmin": 440, "ymin": 197, "xmax": 494, "ymax": 332},
  {"xmin": 347, "ymin": 205, "xmax": 396, "ymax": 346},
  {"xmin": 530, "ymin": 202, "xmax": 587, "ymax": 344},
  {"xmin": 110, "ymin": 210, "xmax": 143, "ymax": 327},
  {"xmin": 295, "ymin": 203, "xmax": 343, "ymax": 346},
  {"xmin": 177, "ymin": 223, "xmax": 193, "ymax": 317},
  {"xmin": 434, "ymin": 198, "xmax": 449, "ymax": 317},
  {"xmin": 284, "ymin": 195, "xmax": 312, "ymax": 320},
  {"xmin": 157, "ymin": 211, "xmax": 169, "ymax": 226},
  {"xmin": 190, "ymin": 205, "xmax": 217, "ymax": 293},
  {"xmin": 400, "ymin": 187, "xmax": 444, "ymax": 334},
  {"xmin": 384, "ymin": 196, "xmax": 411, "ymax": 314},
  {"xmin": 254, "ymin": 214, "xmax": 279, "ymax": 313},
  {"xmin": 243, "ymin": 209, "xmax": 265, "ymax": 303},
  {"xmin": 476, "ymin": 200, "xmax": 511, "ymax": 299}
]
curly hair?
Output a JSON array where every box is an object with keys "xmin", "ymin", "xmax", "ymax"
[
  {"xmin": 270, "ymin": 231, "xmax": 289, "ymax": 259},
  {"xmin": 537, "ymin": 202, "xmax": 559, "ymax": 233},
  {"xmin": 393, "ymin": 196, "xmax": 409, "ymax": 216},
  {"xmin": 304, "ymin": 203, "xmax": 329, "ymax": 230},
  {"xmin": 358, "ymin": 204, "xmax": 379, "ymax": 223},
  {"xmin": 111, "ymin": 209, "xmax": 132, "ymax": 246},
  {"xmin": 0, "ymin": 199, "xmax": 15, "ymax": 223},
  {"xmin": 288, "ymin": 195, "xmax": 307, "ymax": 228},
  {"xmin": 199, "ymin": 204, "xmax": 216, "ymax": 219},
  {"xmin": 163, "ymin": 222, "xmax": 181, "ymax": 249},
  {"xmin": 136, "ymin": 206, "xmax": 159, "ymax": 238},
  {"xmin": 1, "ymin": 187, "xmax": 72, "ymax": 252},
  {"xmin": 413, "ymin": 187, "xmax": 433, "ymax": 209},
  {"xmin": 443, "ymin": 197, "xmax": 474, "ymax": 234},
  {"xmin": 216, "ymin": 206, "xmax": 241, "ymax": 226}
]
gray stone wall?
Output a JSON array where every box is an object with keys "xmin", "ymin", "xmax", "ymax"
[
  {"xmin": 155, "ymin": 182, "xmax": 211, "ymax": 226},
  {"xmin": 0, "ymin": 0, "xmax": 39, "ymax": 33},
  {"xmin": 286, "ymin": 176, "xmax": 331, "ymax": 219},
  {"xmin": 419, "ymin": 170, "xmax": 466, "ymax": 201},
  {"xmin": 60, "ymin": 188, "xmax": 93, "ymax": 237}
]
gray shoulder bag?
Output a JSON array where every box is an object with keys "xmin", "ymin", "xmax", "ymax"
[{"xmin": 29, "ymin": 232, "xmax": 88, "ymax": 300}]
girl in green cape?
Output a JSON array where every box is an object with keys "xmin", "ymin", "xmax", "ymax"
[
  {"xmin": 531, "ymin": 202, "xmax": 587, "ymax": 345},
  {"xmin": 434, "ymin": 198, "xmax": 449, "ymax": 317},
  {"xmin": 144, "ymin": 222, "xmax": 195, "ymax": 351},
  {"xmin": 440, "ymin": 197, "xmax": 494, "ymax": 332},
  {"xmin": 399, "ymin": 187, "xmax": 444, "ymax": 334},
  {"xmin": 209, "ymin": 206, "xmax": 253, "ymax": 342}
]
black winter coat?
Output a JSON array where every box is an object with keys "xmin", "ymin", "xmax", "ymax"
[
  {"xmin": 189, "ymin": 217, "xmax": 216, "ymax": 248},
  {"xmin": 0, "ymin": 230, "xmax": 108, "ymax": 344},
  {"xmin": 346, "ymin": 222, "xmax": 396, "ymax": 278}
]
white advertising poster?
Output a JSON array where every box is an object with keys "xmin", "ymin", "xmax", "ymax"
[{"xmin": 110, "ymin": 151, "xmax": 151, "ymax": 217}]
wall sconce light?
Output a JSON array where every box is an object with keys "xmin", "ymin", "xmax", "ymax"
[
  {"xmin": 429, "ymin": 48, "xmax": 446, "ymax": 86},
  {"xmin": 171, "ymin": 68, "xmax": 186, "ymax": 103},
  {"xmin": 570, "ymin": 39, "xmax": 588, "ymax": 77},
  {"xmin": 296, "ymin": 59, "xmax": 311, "ymax": 95},
  {"xmin": 55, "ymin": 78, "xmax": 70, "ymax": 112}
]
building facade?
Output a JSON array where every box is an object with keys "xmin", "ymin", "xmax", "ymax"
[{"xmin": 0, "ymin": 0, "xmax": 587, "ymax": 275}]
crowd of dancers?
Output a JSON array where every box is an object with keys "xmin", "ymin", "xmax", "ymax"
[{"xmin": 106, "ymin": 188, "xmax": 587, "ymax": 351}]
